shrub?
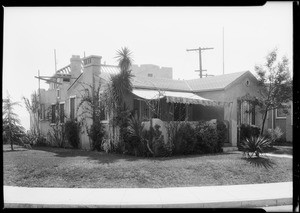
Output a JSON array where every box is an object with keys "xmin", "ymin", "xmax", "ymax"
[
  {"xmin": 240, "ymin": 136, "xmax": 271, "ymax": 158},
  {"xmin": 216, "ymin": 120, "xmax": 228, "ymax": 151},
  {"xmin": 195, "ymin": 121, "xmax": 219, "ymax": 154},
  {"xmin": 87, "ymin": 120, "xmax": 105, "ymax": 151},
  {"xmin": 147, "ymin": 124, "xmax": 171, "ymax": 157},
  {"xmin": 239, "ymin": 124, "xmax": 260, "ymax": 146},
  {"xmin": 65, "ymin": 120, "xmax": 80, "ymax": 149},
  {"xmin": 173, "ymin": 122, "xmax": 197, "ymax": 155},
  {"xmin": 265, "ymin": 127, "xmax": 284, "ymax": 144}
]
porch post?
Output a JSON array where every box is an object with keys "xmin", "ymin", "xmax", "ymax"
[{"xmin": 228, "ymin": 100, "xmax": 237, "ymax": 147}]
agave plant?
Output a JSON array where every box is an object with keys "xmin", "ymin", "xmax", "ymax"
[{"xmin": 240, "ymin": 136, "xmax": 271, "ymax": 158}]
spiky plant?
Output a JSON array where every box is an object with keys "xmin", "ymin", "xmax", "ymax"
[{"xmin": 240, "ymin": 136, "xmax": 271, "ymax": 158}]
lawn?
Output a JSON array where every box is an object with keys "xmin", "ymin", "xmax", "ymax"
[{"xmin": 3, "ymin": 145, "xmax": 292, "ymax": 188}]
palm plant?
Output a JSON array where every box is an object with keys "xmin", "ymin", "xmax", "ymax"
[
  {"xmin": 3, "ymin": 93, "xmax": 25, "ymax": 150},
  {"xmin": 103, "ymin": 47, "xmax": 134, "ymax": 151},
  {"xmin": 240, "ymin": 136, "xmax": 271, "ymax": 158}
]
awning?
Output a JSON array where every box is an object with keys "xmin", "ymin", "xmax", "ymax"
[{"xmin": 132, "ymin": 89, "xmax": 225, "ymax": 106}]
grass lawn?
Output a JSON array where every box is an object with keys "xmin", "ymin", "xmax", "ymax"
[
  {"xmin": 3, "ymin": 145, "xmax": 292, "ymax": 188},
  {"xmin": 265, "ymin": 145, "xmax": 293, "ymax": 155}
]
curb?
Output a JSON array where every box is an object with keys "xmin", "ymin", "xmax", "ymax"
[{"xmin": 4, "ymin": 197, "xmax": 292, "ymax": 208}]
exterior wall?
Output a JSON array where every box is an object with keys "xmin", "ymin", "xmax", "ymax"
[
  {"xmin": 196, "ymin": 74, "xmax": 265, "ymax": 146},
  {"xmin": 131, "ymin": 64, "xmax": 173, "ymax": 79},
  {"xmin": 35, "ymin": 55, "xmax": 102, "ymax": 150},
  {"xmin": 267, "ymin": 102, "xmax": 293, "ymax": 142}
]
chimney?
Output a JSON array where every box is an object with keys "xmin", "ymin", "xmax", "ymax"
[
  {"xmin": 70, "ymin": 55, "xmax": 82, "ymax": 79},
  {"xmin": 82, "ymin": 55, "xmax": 102, "ymax": 76}
]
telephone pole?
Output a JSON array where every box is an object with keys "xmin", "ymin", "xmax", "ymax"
[{"xmin": 187, "ymin": 47, "xmax": 214, "ymax": 78}]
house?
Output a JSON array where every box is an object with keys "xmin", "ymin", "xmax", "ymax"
[{"xmin": 34, "ymin": 54, "xmax": 292, "ymax": 150}]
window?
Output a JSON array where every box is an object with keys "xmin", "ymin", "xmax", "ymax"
[
  {"xmin": 240, "ymin": 101, "xmax": 255, "ymax": 125},
  {"xmin": 39, "ymin": 104, "xmax": 45, "ymax": 120},
  {"xmin": 59, "ymin": 103, "xmax": 65, "ymax": 123},
  {"xmin": 276, "ymin": 108, "xmax": 287, "ymax": 119},
  {"xmin": 51, "ymin": 104, "xmax": 56, "ymax": 123},
  {"xmin": 70, "ymin": 97, "xmax": 76, "ymax": 120},
  {"xmin": 148, "ymin": 73, "xmax": 153, "ymax": 77},
  {"xmin": 56, "ymin": 89, "xmax": 60, "ymax": 98}
]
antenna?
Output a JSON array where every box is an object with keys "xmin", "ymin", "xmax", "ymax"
[{"xmin": 187, "ymin": 47, "xmax": 214, "ymax": 78}]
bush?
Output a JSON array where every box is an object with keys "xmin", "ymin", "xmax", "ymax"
[
  {"xmin": 265, "ymin": 127, "xmax": 284, "ymax": 144},
  {"xmin": 240, "ymin": 136, "xmax": 271, "ymax": 158},
  {"xmin": 173, "ymin": 122, "xmax": 197, "ymax": 155},
  {"xmin": 195, "ymin": 121, "xmax": 219, "ymax": 154},
  {"xmin": 65, "ymin": 120, "xmax": 80, "ymax": 149},
  {"xmin": 87, "ymin": 120, "xmax": 105, "ymax": 151},
  {"xmin": 216, "ymin": 120, "xmax": 228, "ymax": 151},
  {"xmin": 239, "ymin": 124, "xmax": 260, "ymax": 146}
]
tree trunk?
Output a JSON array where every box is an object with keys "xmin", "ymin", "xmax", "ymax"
[{"xmin": 260, "ymin": 108, "xmax": 268, "ymax": 136}]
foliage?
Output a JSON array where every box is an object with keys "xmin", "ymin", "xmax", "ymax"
[
  {"xmin": 240, "ymin": 124, "xmax": 260, "ymax": 143},
  {"xmin": 254, "ymin": 48, "xmax": 292, "ymax": 135},
  {"xmin": 240, "ymin": 136, "xmax": 272, "ymax": 158},
  {"xmin": 172, "ymin": 122, "xmax": 197, "ymax": 155},
  {"xmin": 87, "ymin": 120, "xmax": 105, "ymax": 151},
  {"xmin": 77, "ymin": 79, "xmax": 106, "ymax": 151},
  {"xmin": 22, "ymin": 132, "xmax": 48, "ymax": 147},
  {"xmin": 265, "ymin": 127, "xmax": 284, "ymax": 144},
  {"xmin": 2, "ymin": 93, "xmax": 25, "ymax": 150},
  {"xmin": 216, "ymin": 120, "xmax": 228, "ymax": 150},
  {"xmin": 65, "ymin": 120, "xmax": 81, "ymax": 149},
  {"xmin": 47, "ymin": 101, "xmax": 65, "ymax": 148},
  {"xmin": 195, "ymin": 121, "xmax": 219, "ymax": 154},
  {"xmin": 23, "ymin": 92, "xmax": 40, "ymax": 136},
  {"xmin": 102, "ymin": 47, "xmax": 134, "ymax": 151},
  {"xmin": 165, "ymin": 120, "xmax": 226, "ymax": 156}
]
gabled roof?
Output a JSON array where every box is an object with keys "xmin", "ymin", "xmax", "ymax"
[{"xmin": 186, "ymin": 71, "xmax": 250, "ymax": 92}]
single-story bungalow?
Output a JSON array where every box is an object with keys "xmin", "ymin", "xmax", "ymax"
[{"xmin": 34, "ymin": 54, "xmax": 292, "ymax": 150}]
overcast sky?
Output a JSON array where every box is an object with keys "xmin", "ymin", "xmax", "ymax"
[{"xmin": 3, "ymin": 3, "xmax": 293, "ymax": 130}]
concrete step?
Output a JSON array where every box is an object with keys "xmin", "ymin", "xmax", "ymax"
[{"xmin": 222, "ymin": 146, "xmax": 238, "ymax": 152}]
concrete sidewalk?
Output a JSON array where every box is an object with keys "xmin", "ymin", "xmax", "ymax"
[{"xmin": 4, "ymin": 182, "xmax": 292, "ymax": 208}]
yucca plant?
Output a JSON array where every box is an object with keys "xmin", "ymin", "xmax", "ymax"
[{"xmin": 240, "ymin": 136, "xmax": 271, "ymax": 158}]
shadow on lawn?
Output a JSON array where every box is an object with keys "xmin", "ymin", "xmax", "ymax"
[
  {"xmin": 31, "ymin": 146, "xmax": 142, "ymax": 164},
  {"xmin": 244, "ymin": 157, "xmax": 276, "ymax": 170},
  {"xmin": 31, "ymin": 147, "xmax": 239, "ymax": 164}
]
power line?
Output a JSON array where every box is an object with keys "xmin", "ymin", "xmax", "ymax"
[{"xmin": 186, "ymin": 47, "xmax": 214, "ymax": 78}]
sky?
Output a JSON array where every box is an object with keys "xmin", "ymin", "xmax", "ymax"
[{"xmin": 3, "ymin": 3, "xmax": 293, "ymax": 131}]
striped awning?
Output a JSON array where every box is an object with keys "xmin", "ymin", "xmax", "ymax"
[{"xmin": 132, "ymin": 89, "xmax": 225, "ymax": 106}]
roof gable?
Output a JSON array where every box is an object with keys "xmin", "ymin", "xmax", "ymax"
[{"xmin": 186, "ymin": 71, "xmax": 251, "ymax": 92}]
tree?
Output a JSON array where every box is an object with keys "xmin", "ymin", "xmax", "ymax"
[
  {"xmin": 254, "ymin": 48, "xmax": 292, "ymax": 135},
  {"xmin": 103, "ymin": 47, "xmax": 134, "ymax": 152},
  {"xmin": 3, "ymin": 93, "xmax": 25, "ymax": 150},
  {"xmin": 77, "ymin": 81, "xmax": 105, "ymax": 151},
  {"xmin": 23, "ymin": 91, "xmax": 40, "ymax": 136}
]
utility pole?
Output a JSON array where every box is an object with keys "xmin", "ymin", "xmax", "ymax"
[
  {"xmin": 187, "ymin": 47, "xmax": 214, "ymax": 78},
  {"xmin": 38, "ymin": 69, "xmax": 41, "ymax": 136},
  {"xmin": 222, "ymin": 27, "xmax": 225, "ymax": 75}
]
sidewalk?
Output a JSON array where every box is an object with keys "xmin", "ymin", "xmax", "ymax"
[{"xmin": 4, "ymin": 182, "xmax": 292, "ymax": 208}]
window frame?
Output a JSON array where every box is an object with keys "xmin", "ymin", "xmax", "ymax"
[
  {"xmin": 275, "ymin": 108, "xmax": 287, "ymax": 119},
  {"xmin": 59, "ymin": 102, "xmax": 65, "ymax": 124},
  {"xmin": 69, "ymin": 95, "xmax": 76, "ymax": 120}
]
